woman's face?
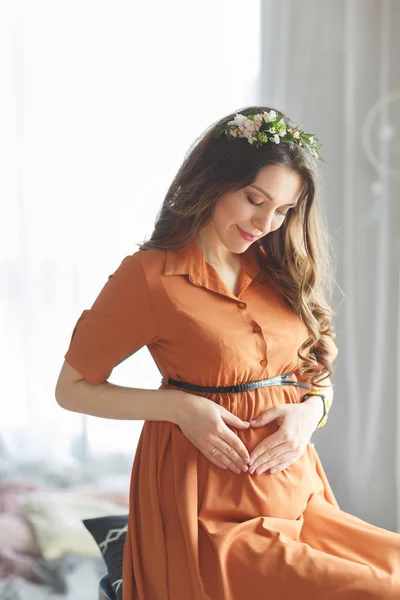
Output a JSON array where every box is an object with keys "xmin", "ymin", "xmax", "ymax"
[{"xmin": 208, "ymin": 164, "xmax": 304, "ymax": 253}]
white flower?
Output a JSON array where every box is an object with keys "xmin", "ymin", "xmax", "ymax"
[
  {"xmin": 228, "ymin": 113, "xmax": 248, "ymax": 127},
  {"xmin": 263, "ymin": 110, "xmax": 277, "ymax": 122},
  {"xmin": 292, "ymin": 130, "xmax": 300, "ymax": 139},
  {"xmin": 273, "ymin": 134, "xmax": 280, "ymax": 144},
  {"xmin": 277, "ymin": 120, "xmax": 287, "ymax": 137}
]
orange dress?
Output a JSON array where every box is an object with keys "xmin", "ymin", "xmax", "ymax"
[{"xmin": 64, "ymin": 236, "xmax": 399, "ymax": 599}]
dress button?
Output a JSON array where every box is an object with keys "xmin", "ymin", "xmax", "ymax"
[
  {"xmin": 260, "ymin": 359, "xmax": 267, "ymax": 366},
  {"xmin": 238, "ymin": 302, "xmax": 246, "ymax": 309},
  {"xmin": 253, "ymin": 325, "xmax": 261, "ymax": 333}
]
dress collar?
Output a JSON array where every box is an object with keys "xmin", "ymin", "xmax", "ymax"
[{"xmin": 164, "ymin": 236, "xmax": 261, "ymax": 299}]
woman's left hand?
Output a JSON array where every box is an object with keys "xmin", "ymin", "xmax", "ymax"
[{"xmin": 247, "ymin": 402, "xmax": 320, "ymax": 475}]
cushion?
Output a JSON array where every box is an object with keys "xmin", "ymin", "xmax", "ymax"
[
  {"xmin": 16, "ymin": 490, "xmax": 128, "ymax": 560},
  {"xmin": 83, "ymin": 514, "xmax": 128, "ymax": 600}
]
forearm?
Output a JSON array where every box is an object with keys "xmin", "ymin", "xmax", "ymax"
[{"xmin": 56, "ymin": 380, "xmax": 186, "ymax": 424}]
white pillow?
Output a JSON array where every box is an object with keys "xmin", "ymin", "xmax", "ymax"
[{"xmin": 16, "ymin": 490, "xmax": 128, "ymax": 560}]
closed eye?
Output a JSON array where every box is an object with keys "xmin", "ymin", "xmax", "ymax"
[{"xmin": 247, "ymin": 196, "xmax": 289, "ymax": 216}]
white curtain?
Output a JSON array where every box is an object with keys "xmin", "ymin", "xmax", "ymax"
[
  {"xmin": 261, "ymin": 0, "xmax": 400, "ymax": 531},
  {"xmin": 0, "ymin": 1, "xmax": 261, "ymax": 461}
]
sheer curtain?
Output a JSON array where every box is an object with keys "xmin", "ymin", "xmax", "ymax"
[
  {"xmin": 261, "ymin": 0, "xmax": 400, "ymax": 531},
  {"xmin": 0, "ymin": 1, "xmax": 261, "ymax": 462}
]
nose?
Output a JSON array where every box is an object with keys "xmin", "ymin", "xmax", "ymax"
[{"xmin": 253, "ymin": 210, "xmax": 275, "ymax": 235}]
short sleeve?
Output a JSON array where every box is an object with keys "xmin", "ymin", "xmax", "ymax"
[{"xmin": 64, "ymin": 254, "xmax": 158, "ymax": 384}]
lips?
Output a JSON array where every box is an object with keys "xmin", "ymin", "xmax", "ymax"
[{"xmin": 237, "ymin": 226, "xmax": 258, "ymax": 241}]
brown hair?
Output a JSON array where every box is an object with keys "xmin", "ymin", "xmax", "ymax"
[{"xmin": 137, "ymin": 105, "xmax": 339, "ymax": 388}]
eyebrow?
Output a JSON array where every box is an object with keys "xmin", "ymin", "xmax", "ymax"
[{"xmin": 249, "ymin": 184, "xmax": 299, "ymax": 208}]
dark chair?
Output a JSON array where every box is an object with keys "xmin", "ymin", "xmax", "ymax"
[{"xmin": 99, "ymin": 574, "xmax": 116, "ymax": 600}]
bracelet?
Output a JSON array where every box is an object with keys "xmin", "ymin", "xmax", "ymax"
[{"xmin": 300, "ymin": 390, "xmax": 330, "ymax": 428}]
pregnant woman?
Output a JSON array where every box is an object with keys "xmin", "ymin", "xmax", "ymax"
[{"xmin": 56, "ymin": 106, "xmax": 400, "ymax": 599}]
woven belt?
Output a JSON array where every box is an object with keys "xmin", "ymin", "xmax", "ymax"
[{"xmin": 161, "ymin": 371, "xmax": 310, "ymax": 394}]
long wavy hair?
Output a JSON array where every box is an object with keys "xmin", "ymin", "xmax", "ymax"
[{"xmin": 137, "ymin": 105, "xmax": 339, "ymax": 388}]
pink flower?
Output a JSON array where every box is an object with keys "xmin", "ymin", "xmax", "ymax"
[
  {"xmin": 253, "ymin": 114, "xmax": 263, "ymax": 130},
  {"xmin": 238, "ymin": 119, "xmax": 257, "ymax": 137}
]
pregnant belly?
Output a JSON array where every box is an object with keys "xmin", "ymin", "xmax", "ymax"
[
  {"xmin": 156, "ymin": 417, "xmax": 319, "ymax": 531},
  {"xmin": 196, "ymin": 428, "xmax": 318, "ymax": 523}
]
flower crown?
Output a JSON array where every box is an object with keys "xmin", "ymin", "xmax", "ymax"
[{"xmin": 213, "ymin": 108, "xmax": 325, "ymax": 162}]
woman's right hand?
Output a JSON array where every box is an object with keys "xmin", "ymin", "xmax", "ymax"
[{"xmin": 175, "ymin": 392, "xmax": 251, "ymax": 473}]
